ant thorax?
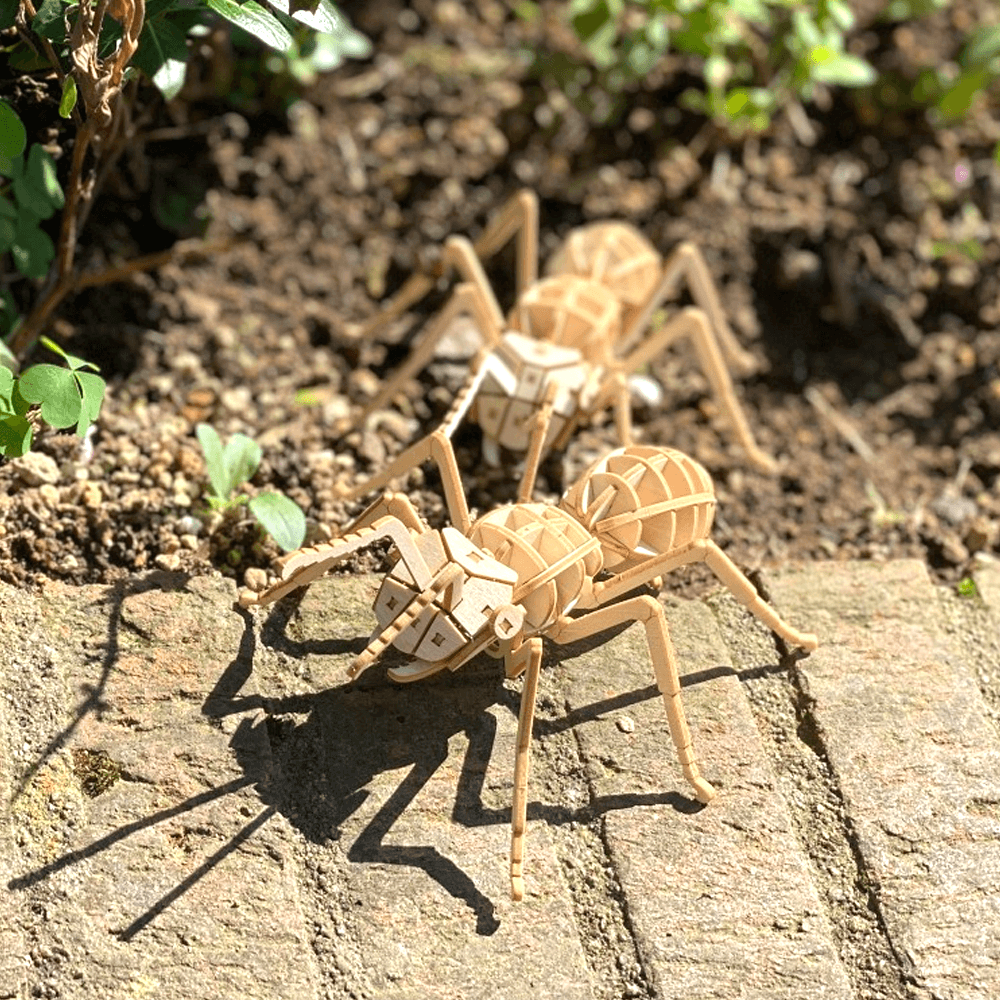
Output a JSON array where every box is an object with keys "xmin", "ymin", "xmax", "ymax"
[
  {"xmin": 471, "ymin": 331, "xmax": 597, "ymax": 456},
  {"xmin": 469, "ymin": 504, "xmax": 603, "ymax": 633},
  {"xmin": 510, "ymin": 274, "xmax": 621, "ymax": 366}
]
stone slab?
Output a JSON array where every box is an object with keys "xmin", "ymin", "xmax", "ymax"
[
  {"xmin": 765, "ymin": 559, "xmax": 1000, "ymax": 1000},
  {"xmin": 554, "ymin": 596, "xmax": 851, "ymax": 1000},
  {"xmin": 251, "ymin": 575, "xmax": 595, "ymax": 999},
  {"xmin": 0, "ymin": 576, "xmax": 322, "ymax": 1000},
  {"xmin": 974, "ymin": 557, "xmax": 1000, "ymax": 613}
]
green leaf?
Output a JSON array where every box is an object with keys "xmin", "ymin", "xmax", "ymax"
[
  {"xmin": 11, "ymin": 215, "xmax": 55, "ymax": 279},
  {"xmin": 826, "ymin": 0, "xmax": 855, "ymax": 32},
  {"xmin": 249, "ymin": 493, "xmax": 306, "ymax": 552},
  {"xmin": 0, "ymin": 101, "xmax": 27, "ymax": 158},
  {"xmin": 0, "ymin": 413, "xmax": 32, "ymax": 457},
  {"xmin": 16, "ymin": 364, "xmax": 83, "ymax": 428},
  {"xmin": 808, "ymin": 50, "xmax": 876, "ymax": 87},
  {"xmin": 937, "ymin": 69, "xmax": 988, "ymax": 120},
  {"xmin": 13, "ymin": 145, "xmax": 64, "ymax": 220},
  {"xmin": 134, "ymin": 15, "xmax": 191, "ymax": 99},
  {"xmin": 222, "ymin": 432, "xmax": 262, "ymax": 490},
  {"xmin": 196, "ymin": 423, "xmax": 230, "ymax": 498},
  {"xmin": 73, "ymin": 370, "xmax": 106, "ymax": 433},
  {"xmin": 206, "ymin": 0, "xmax": 294, "ymax": 52},
  {"xmin": 32, "ymin": 0, "xmax": 67, "ymax": 42},
  {"xmin": 265, "ymin": 0, "xmax": 346, "ymax": 34},
  {"xmin": 962, "ymin": 25, "xmax": 1000, "ymax": 68},
  {"xmin": 28, "ymin": 144, "xmax": 65, "ymax": 210},
  {"xmin": 39, "ymin": 335, "xmax": 99, "ymax": 372},
  {"xmin": 0, "ymin": 0, "xmax": 18, "ymax": 30},
  {"xmin": 59, "ymin": 76, "xmax": 79, "ymax": 118},
  {"xmin": 0, "ymin": 364, "xmax": 13, "ymax": 404}
]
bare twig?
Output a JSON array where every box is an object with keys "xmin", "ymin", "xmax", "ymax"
[{"xmin": 804, "ymin": 385, "xmax": 876, "ymax": 464}]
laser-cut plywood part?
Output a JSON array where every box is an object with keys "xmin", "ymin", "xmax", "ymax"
[
  {"xmin": 339, "ymin": 189, "xmax": 775, "ymax": 507},
  {"xmin": 240, "ymin": 439, "xmax": 816, "ymax": 902}
]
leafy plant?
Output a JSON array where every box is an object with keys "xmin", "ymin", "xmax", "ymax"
[
  {"xmin": 195, "ymin": 423, "xmax": 306, "ymax": 552},
  {"xmin": 1, "ymin": 0, "xmax": 369, "ymax": 358},
  {"xmin": 548, "ymin": 0, "xmax": 877, "ymax": 133},
  {"xmin": 0, "ymin": 335, "xmax": 106, "ymax": 457},
  {"xmin": 910, "ymin": 23, "xmax": 1000, "ymax": 122},
  {"xmin": 0, "ymin": 101, "xmax": 65, "ymax": 282},
  {"xmin": 957, "ymin": 576, "xmax": 979, "ymax": 598}
]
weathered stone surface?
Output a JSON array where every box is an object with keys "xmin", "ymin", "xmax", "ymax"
[
  {"xmin": 975, "ymin": 557, "xmax": 1000, "ymax": 612},
  {"xmin": 555, "ymin": 597, "xmax": 851, "ymax": 999},
  {"xmin": 251, "ymin": 575, "xmax": 596, "ymax": 999},
  {"xmin": 765, "ymin": 560, "xmax": 1000, "ymax": 1000},
  {"xmin": 1, "ymin": 575, "xmax": 322, "ymax": 1000}
]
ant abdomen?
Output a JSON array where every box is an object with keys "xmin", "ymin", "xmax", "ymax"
[{"xmin": 561, "ymin": 445, "xmax": 717, "ymax": 571}]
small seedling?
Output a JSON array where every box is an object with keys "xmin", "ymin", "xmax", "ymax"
[
  {"xmin": 195, "ymin": 423, "xmax": 306, "ymax": 552},
  {"xmin": 957, "ymin": 577, "xmax": 979, "ymax": 598},
  {"xmin": 0, "ymin": 335, "xmax": 105, "ymax": 457}
]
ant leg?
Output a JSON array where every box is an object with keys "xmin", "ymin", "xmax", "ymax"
[
  {"xmin": 507, "ymin": 637, "xmax": 544, "ymax": 901},
  {"xmin": 700, "ymin": 540, "xmax": 819, "ymax": 651},
  {"xmin": 548, "ymin": 596, "xmax": 716, "ymax": 805},
  {"xmin": 357, "ymin": 282, "xmax": 501, "ymax": 420},
  {"xmin": 516, "ymin": 383, "xmax": 558, "ymax": 503},
  {"xmin": 469, "ymin": 189, "xmax": 540, "ymax": 296},
  {"xmin": 619, "ymin": 307, "xmax": 777, "ymax": 473},
  {"xmin": 656, "ymin": 243, "xmax": 758, "ymax": 376}
]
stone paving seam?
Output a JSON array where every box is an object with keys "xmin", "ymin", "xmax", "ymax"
[
  {"xmin": 764, "ymin": 559, "xmax": 1000, "ymax": 1000},
  {"xmin": 553, "ymin": 594, "xmax": 853, "ymax": 999}
]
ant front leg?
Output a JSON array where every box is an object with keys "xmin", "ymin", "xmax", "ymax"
[
  {"xmin": 548, "ymin": 596, "xmax": 716, "ymax": 806},
  {"xmin": 505, "ymin": 637, "xmax": 544, "ymax": 901}
]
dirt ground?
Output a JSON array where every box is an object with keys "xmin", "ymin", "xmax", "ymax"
[{"xmin": 2, "ymin": 0, "xmax": 999, "ymax": 598}]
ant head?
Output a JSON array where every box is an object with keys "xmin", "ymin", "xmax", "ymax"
[{"xmin": 355, "ymin": 527, "xmax": 521, "ymax": 683}]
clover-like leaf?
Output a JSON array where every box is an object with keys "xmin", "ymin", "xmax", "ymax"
[
  {"xmin": 16, "ymin": 363, "xmax": 83, "ymax": 429},
  {"xmin": 0, "ymin": 100, "xmax": 26, "ymax": 158},
  {"xmin": 74, "ymin": 370, "xmax": 106, "ymax": 434},
  {"xmin": 0, "ymin": 413, "xmax": 32, "ymax": 457},
  {"xmin": 196, "ymin": 423, "xmax": 230, "ymax": 498},
  {"xmin": 249, "ymin": 492, "xmax": 306, "ymax": 552}
]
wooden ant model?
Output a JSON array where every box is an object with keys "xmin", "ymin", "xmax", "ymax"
[
  {"xmin": 338, "ymin": 189, "xmax": 775, "ymax": 506},
  {"xmin": 240, "ymin": 438, "xmax": 817, "ymax": 901}
]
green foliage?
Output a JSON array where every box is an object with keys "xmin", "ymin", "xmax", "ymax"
[
  {"xmin": 910, "ymin": 24, "xmax": 1000, "ymax": 122},
  {"xmin": 265, "ymin": 20, "xmax": 373, "ymax": 85},
  {"xmin": 551, "ymin": 0, "xmax": 877, "ymax": 133},
  {"xmin": 0, "ymin": 336, "xmax": 106, "ymax": 457},
  {"xmin": 0, "ymin": 102, "xmax": 65, "ymax": 281},
  {"xmin": 195, "ymin": 423, "xmax": 306, "ymax": 552},
  {"xmin": 957, "ymin": 576, "xmax": 978, "ymax": 598},
  {"xmin": 8, "ymin": 0, "xmax": 368, "ymax": 103}
]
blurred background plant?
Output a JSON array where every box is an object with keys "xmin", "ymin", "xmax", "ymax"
[
  {"xmin": 0, "ymin": 0, "xmax": 369, "ymax": 360},
  {"xmin": 516, "ymin": 0, "xmax": 998, "ymax": 144}
]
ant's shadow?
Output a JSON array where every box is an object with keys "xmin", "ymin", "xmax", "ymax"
[{"xmin": 207, "ymin": 600, "xmax": 707, "ymax": 936}]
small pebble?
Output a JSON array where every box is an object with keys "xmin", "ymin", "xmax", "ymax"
[
  {"xmin": 11, "ymin": 452, "xmax": 60, "ymax": 487},
  {"xmin": 244, "ymin": 567, "xmax": 269, "ymax": 592},
  {"xmin": 176, "ymin": 515, "xmax": 203, "ymax": 537},
  {"xmin": 616, "ymin": 716, "xmax": 636, "ymax": 734}
]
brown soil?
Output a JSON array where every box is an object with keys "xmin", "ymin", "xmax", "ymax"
[{"xmin": 2, "ymin": 0, "xmax": 999, "ymax": 599}]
